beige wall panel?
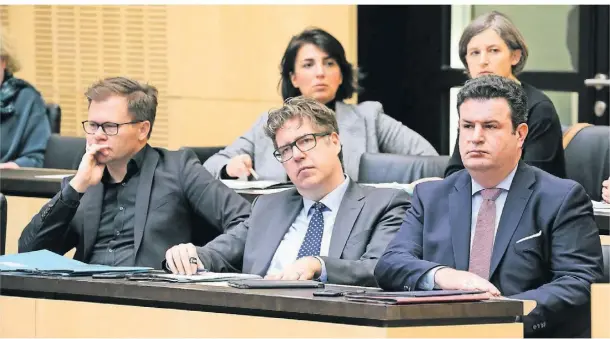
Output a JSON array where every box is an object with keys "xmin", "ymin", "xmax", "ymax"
[
  {"xmin": 5, "ymin": 5, "xmax": 356, "ymax": 148},
  {"xmin": 5, "ymin": 6, "xmax": 36, "ymax": 83},
  {"xmin": 5, "ymin": 196, "xmax": 47, "ymax": 255},
  {"xmin": 4, "ymin": 195, "xmax": 74, "ymax": 258},
  {"xmin": 167, "ymin": 98, "xmax": 279, "ymax": 149},
  {"xmin": 166, "ymin": 5, "xmax": 356, "ymax": 102}
]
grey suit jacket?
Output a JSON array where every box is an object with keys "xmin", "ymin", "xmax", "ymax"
[
  {"xmin": 203, "ymin": 101, "xmax": 438, "ymax": 181},
  {"xmin": 19, "ymin": 146, "xmax": 252, "ymax": 269},
  {"xmin": 195, "ymin": 180, "xmax": 411, "ymax": 287}
]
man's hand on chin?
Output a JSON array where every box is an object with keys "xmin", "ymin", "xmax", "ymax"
[{"xmin": 264, "ymin": 256, "xmax": 322, "ymax": 281}]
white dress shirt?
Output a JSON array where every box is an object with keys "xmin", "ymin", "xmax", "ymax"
[
  {"xmin": 418, "ymin": 164, "xmax": 518, "ymax": 290},
  {"xmin": 266, "ymin": 175, "xmax": 351, "ymax": 279}
]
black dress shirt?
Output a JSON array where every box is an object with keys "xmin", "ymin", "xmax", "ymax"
[{"xmin": 61, "ymin": 145, "xmax": 148, "ymax": 266}]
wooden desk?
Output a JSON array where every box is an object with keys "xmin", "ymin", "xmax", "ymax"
[{"xmin": 0, "ymin": 274, "xmax": 524, "ymax": 338}]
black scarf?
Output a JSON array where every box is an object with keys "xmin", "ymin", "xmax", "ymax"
[{"xmin": 0, "ymin": 70, "xmax": 31, "ymax": 117}]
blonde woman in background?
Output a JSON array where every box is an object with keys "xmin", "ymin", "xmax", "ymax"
[
  {"xmin": 444, "ymin": 11, "xmax": 566, "ymax": 179},
  {"xmin": 0, "ymin": 29, "xmax": 51, "ymax": 168}
]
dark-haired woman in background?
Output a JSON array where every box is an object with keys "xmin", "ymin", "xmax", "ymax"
[
  {"xmin": 444, "ymin": 11, "xmax": 566, "ymax": 178},
  {"xmin": 204, "ymin": 27, "xmax": 437, "ymax": 181}
]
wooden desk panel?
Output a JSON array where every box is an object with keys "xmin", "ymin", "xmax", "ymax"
[
  {"xmin": 592, "ymin": 284, "xmax": 610, "ymax": 338},
  {"xmin": 0, "ymin": 296, "xmax": 35, "ymax": 337},
  {"xmin": 0, "ymin": 274, "xmax": 524, "ymax": 338},
  {"xmin": 0, "ymin": 296, "xmax": 522, "ymax": 338}
]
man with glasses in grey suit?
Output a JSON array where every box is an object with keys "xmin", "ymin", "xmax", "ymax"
[{"xmin": 165, "ymin": 96, "xmax": 410, "ymax": 287}]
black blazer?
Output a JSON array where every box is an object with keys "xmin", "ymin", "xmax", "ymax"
[
  {"xmin": 375, "ymin": 162, "xmax": 603, "ymax": 337},
  {"xmin": 445, "ymin": 82, "xmax": 566, "ymax": 179},
  {"xmin": 18, "ymin": 145, "xmax": 252, "ymax": 269}
]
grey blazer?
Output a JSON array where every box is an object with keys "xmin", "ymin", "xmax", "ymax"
[
  {"xmin": 203, "ymin": 101, "xmax": 438, "ymax": 181},
  {"xmin": 195, "ymin": 180, "xmax": 411, "ymax": 287}
]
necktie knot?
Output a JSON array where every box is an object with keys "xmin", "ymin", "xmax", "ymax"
[
  {"xmin": 481, "ymin": 188, "xmax": 502, "ymax": 201},
  {"xmin": 311, "ymin": 202, "xmax": 326, "ymax": 213}
]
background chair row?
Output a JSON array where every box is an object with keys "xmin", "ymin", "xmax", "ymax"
[{"xmin": 37, "ymin": 124, "xmax": 610, "ymax": 199}]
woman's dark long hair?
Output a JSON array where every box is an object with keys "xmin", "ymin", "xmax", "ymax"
[{"xmin": 278, "ymin": 27, "xmax": 358, "ymax": 101}]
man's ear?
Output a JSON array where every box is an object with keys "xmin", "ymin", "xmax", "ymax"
[
  {"xmin": 515, "ymin": 122, "xmax": 528, "ymax": 149},
  {"xmin": 139, "ymin": 121, "xmax": 151, "ymax": 140}
]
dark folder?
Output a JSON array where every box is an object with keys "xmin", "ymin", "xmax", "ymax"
[
  {"xmin": 345, "ymin": 290, "xmax": 491, "ymax": 305},
  {"xmin": 228, "ymin": 279, "xmax": 324, "ymax": 289}
]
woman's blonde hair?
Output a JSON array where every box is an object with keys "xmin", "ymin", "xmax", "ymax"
[{"xmin": 0, "ymin": 28, "xmax": 21, "ymax": 74}]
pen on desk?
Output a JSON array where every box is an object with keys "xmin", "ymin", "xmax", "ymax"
[{"xmin": 249, "ymin": 168, "xmax": 260, "ymax": 180}]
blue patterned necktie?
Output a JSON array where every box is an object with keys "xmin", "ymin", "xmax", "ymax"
[{"xmin": 296, "ymin": 202, "xmax": 326, "ymax": 259}]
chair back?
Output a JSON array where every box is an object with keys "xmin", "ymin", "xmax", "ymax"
[
  {"xmin": 563, "ymin": 124, "xmax": 610, "ymax": 201},
  {"xmin": 46, "ymin": 103, "xmax": 62, "ymax": 134},
  {"xmin": 358, "ymin": 153, "xmax": 450, "ymax": 184},
  {"xmin": 180, "ymin": 146, "xmax": 225, "ymax": 165},
  {"xmin": 0, "ymin": 193, "xmax": 6, "ymax": 255},
  {"xmin": 43, "ymin": 134, "xmax": 86, "ymax": 170},
  {"xmin": 601, "ymin": 236, "xmax": 610, "ymax": 283}
]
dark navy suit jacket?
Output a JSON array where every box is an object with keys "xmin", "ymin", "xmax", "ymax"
[{"xmin": 375, "ymin": 161, "xmax": 603, "ymax": 338}]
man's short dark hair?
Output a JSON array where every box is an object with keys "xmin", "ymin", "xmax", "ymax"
[
  {"xmin": 265, "ymin": 96, "xmax": 344, "ymax": 167},
  {"xmin": 457, "ymin": 75, "xmax": 528, "ymax": 131},
  {"xmin": 85, "ymin": 76, "xmax": 158, "ymax": 138}
]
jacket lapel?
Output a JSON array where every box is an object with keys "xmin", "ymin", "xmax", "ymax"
[
  {"xmin": 251, "ymin": 190, "xmax": 303, "ymax": 276},
  {"xmin": 328, "ymin": 181, "xmax": 365, "ymax": 258},
  {"xmin": 132, "ymin": 148, "xmax": 159, "ymax": 264},
  {"xmin": 450, "ymin": 171, "xmax": 473, "ymax": 271},
  {"xmin": 489, "ymin": 162, "xmax": 535, "ymax": 278},
  {"xmin": 82, "ymin": 183, "xmax": 104, "ymax": 261}
]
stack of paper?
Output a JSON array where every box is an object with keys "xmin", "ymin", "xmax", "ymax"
[
  {"xmin": 0, "ymin": 250, "xmax": 152, "ymax": 276},
  {"xmin": 129, "ymin": 272, "xmax": 263, "ymax": 283}
]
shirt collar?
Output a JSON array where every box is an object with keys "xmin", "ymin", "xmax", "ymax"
[
  {"xmin": 303, "ymin": 175, "xmax": 350, "ymax": 214},
  {"xmin": 471, "ymin": 164, "xmax": 518, "ymax": 196},
  {"xmin": 101, "ymin": 144, "xmax": 149, "ymax": 184}
]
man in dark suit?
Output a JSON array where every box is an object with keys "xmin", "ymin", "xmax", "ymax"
[
  {"xmin": 19, "ymin": 77, "xmax": 251, "ymax": 269},
  {"xmin": 165, "ymin": 96, "xmax": 410, "ymax": 287},
  {"xmin": 374, "ymin": 75, "xmax": 603, "ymax": 337}
]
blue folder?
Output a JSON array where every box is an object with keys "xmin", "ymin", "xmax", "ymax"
[{"xmin": 0, "ymin": 250, "xmax": 152, "ymax": 276}]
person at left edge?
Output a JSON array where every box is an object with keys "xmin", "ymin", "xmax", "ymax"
[{"xmin": 18, "ymin": 77, "xmax": 251, "ymax": 268}]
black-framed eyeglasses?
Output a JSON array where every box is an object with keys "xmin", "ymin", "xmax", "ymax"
[
  {"xmin": 81, "ymin": 120, "xmax": 143, "ymax": 136},
  {"xmin": 273, "ymin": 132, "xmax": 331, "ymax": 163}
]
